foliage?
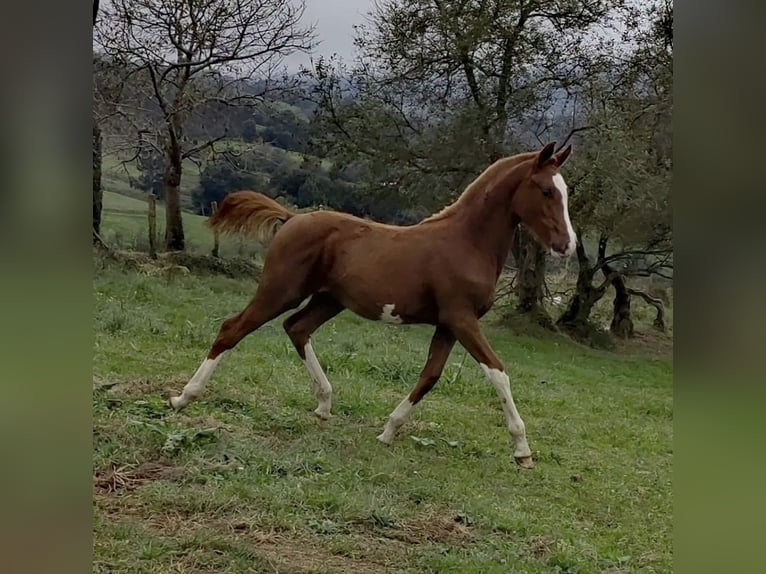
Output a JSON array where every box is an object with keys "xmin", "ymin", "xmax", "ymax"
[
  {"xmin": 193, "ymin": 158, "xmax": 266, "ymax": 216},
  {"xmin": 558, "ymin": 1, "xmax": 672, "ymax": 336},
  {"xmin": 310, "ymin": 0, "xmax": 623, "ymax": 215}
]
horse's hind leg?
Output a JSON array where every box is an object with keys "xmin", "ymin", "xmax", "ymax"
[
  {"xmin": 283, "ymin": 292, "xmax": 344, "ymax": 420},
  {"xmin": 169, "ymin": 281, "xmax": 307, "ymax": 411}
]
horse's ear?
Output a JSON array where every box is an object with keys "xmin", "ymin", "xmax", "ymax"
[
  {"xmin": 554, "ymin": 144, "xmax": 572, "ymax": 167},
  {"xmin": 535, "ymin": 141, "xmax": 557, "ymax": 169}
]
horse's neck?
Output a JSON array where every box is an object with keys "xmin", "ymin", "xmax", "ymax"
[{"xmin": 454, "ymin": 171, "xmax": 521, "ymax": 278}]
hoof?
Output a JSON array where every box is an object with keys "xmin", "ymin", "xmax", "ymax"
[
  {"xmin": 515, "ymin": 456, "xmax": 535, "ymax": 469},
  {"xmin": 313, "ymin": 408, "xmax": 331, "ymax": 421},
  {"xmin": 376, "ymin": 433, "xmax": 392, "ymax": 445},
  {"xmin": 168, "ymin": 396, "xmax": 184, "ymax": 412}
]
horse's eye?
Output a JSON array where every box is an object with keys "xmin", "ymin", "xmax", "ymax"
[{"xmin": 542, "ymin": 188, "xmax": 553, "ymax": 199}]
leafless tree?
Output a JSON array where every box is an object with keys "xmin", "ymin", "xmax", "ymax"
[{"xmin": 94, "ymin": 0, "xmax": 315, "ymax": 250}]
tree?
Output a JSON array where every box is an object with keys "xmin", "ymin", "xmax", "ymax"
[
  {"xmin": 95, "ymin": 0, "xmax": 315, "ymax": 250},
  {"xmin": 193, "ymin": 157, "xmax": 265, "ymax": 215},
  {"xmin": 93, "ymin": 121, "xmax": 103, "ymax": 244},
  {"xmin": 557, "ymin": 1, "xmax": 672, "ymax": 339},
  {"xmin": 311, "ymin": 0, "xmax": 620, "ymax": 322},
  {"xmin": 241, "ymin": 118, "xmax": 259, "ymax": 143},
  {"xmin": 93, "ymin": 0, "xmax": 104, "ymax": 245}
]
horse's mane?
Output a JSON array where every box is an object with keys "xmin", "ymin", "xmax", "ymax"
[{"xmin": 420, "ymin": 151, "xmax": 538, "ymax": 224}]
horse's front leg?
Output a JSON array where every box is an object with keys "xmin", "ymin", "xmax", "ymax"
[
  {"xmin": 377, "ymin": 326, "xmax": 456, "ymax": 444},
  {"xmin": 446, "ymin": 315, "xmax": 534, "ymax": 469}
]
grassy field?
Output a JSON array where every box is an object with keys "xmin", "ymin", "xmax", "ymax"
[
  {"xmin": 102, "ymin": 153, "xmax": 201, "ymax": 209},
  {"xmin": 93, "ymin": 260, "xmax": 673, "ymax": 573},
  {"xmin": 100, "ymin": 191, "xmax": 264, "ymax": 259}
]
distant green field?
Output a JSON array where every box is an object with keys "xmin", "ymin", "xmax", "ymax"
[
  {"xmin": 102, "ymin": 153, "xmax": 201, "ymax": 211},
  {"xmin": 100, "ymin": 191, "xmax": 264, "ymax": 258}
]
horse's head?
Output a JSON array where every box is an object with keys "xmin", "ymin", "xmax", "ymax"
[{"xmin": 512, "ymin": 142, "xmax": 577, "ymax": 257}]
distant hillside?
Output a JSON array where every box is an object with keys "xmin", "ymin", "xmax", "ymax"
[{"xmin": 100, "ymin": 190, "xmax": 264, "ymax": 258}]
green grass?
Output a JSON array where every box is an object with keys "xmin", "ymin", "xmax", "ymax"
[{"xmin": 93, "ymin": 260, "xmax": 672, "ymax": 573}]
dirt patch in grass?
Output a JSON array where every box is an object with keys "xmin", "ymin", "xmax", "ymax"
[
  {"xmin": 614, "ymin": 328, "xmax": 673, "ymax": 360},
  {"xmin": 355, "ymin": 507, "xmax": 476, "ymax": 546},
  {"xmin": 527, "ymin": 535, "xmax": 557, "ymax": 561},
  {"xmin": 241, "ymin": 530, "xmax": 405, "ymax": 574},
  {"xmin": 93, "ymin": 461, "xmax": 186, "ymax": 495},
  {"xmin": 392, "ymin": 511, "xmax": 476, "ymax": 545},
  {"xmin": 137, "ymin": 514, "xmax": 413, "ymax": 574},
  {"xmin": 94, "ymin": 375, "xmax": 182, "ymax": 399}
]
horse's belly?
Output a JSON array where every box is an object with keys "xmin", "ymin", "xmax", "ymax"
[{"xmin": 326, "ymin": 278, "xmax": 436, "ymax": 325}]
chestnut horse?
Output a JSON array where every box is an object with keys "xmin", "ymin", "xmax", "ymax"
[{"xmin": 169, "ymin": 142, "xmax": 576, "ymax": 468}]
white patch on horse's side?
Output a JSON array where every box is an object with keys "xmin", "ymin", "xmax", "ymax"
[
  {"xmin": 552, "ymin": 173, "xmax": 577, "ymax": 256},
  {"xmin": 479, "ymin": 363, "xmax": 531, "ymax": 459},
  {"xmin": 303, "ymin": 340, "xmax": 333, "ymax": 419},
  {"xmin": 169, "ymin": 354, "xmax": 224, "ymax": 411},
  {"xmin": 376, "ymin": 397, "xmax": 413, "ymax": 444},
  {"xmin": 380, "ymin": 303, "xmax": 404, "ymax": 324}
]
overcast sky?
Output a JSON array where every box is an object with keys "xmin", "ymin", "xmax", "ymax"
[{"xmin": 283, "ymin": 0, "xmax": 375, "ymax": 71}]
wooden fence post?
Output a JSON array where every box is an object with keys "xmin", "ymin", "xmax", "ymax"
[
  {"xmin": 211, "ymin": 200, "xmax": 220, "ymax": 258},
  {"xmin": 148, "ymin": 194, "xmax": 158, "ymax": 259}
]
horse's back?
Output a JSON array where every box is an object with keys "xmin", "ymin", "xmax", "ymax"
[{"xmin": 262, "ymin": 209, "xmax": 439, "ymax": 322}]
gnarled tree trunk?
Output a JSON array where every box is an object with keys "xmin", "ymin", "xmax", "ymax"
[
  {"xmin": 605, "ymin": 263, "xmax": 634, "ymax": 338},
  {"xmin": 512, "ymin": 227, "xmax": 553, "ymax": 328},
  {"xmin": 557, "ymin": 236, "xmax": 609, "ymax": 332},
  {"xmin": 628, "ymin": 288, "xmax": 666, "ymax": 332}
]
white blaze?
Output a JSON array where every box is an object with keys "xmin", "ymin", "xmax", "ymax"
[
  {"xmin": 380, "ymin": 303, "xmax": 403, "ymax": 324},
  {"xmin": 303, "ymin": 341, "xmax": 333, "ymax": 420},
  {"xmin": 479, "ymin": 364, "xmax": 531, "ymax": 459},
  {"xmin": 169, "ymin": 354, "xmax": 224, "ymax": 410},
  {"xmin": 552, "ymin": 173, "xmax": 577, "ymax": 256}
]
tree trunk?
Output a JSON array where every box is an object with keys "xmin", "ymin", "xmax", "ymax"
[
  {"xmin": 558, "ymin": 239, "xmax": 604, "ymax": 330},
  {"xmin": 92, "ymin": 119, "xmax": 103, "ymax": 245},
  {"xmin": 148, "ymin": 194, "xmax": 158, "ymax": 259},
  {"xmin": 512, "ymin": 227, "xmax": 553, "ymax": 328},
  {"xmin": 211, "ymin": 200, "xmax": 220, "ymax": 258},
  {"xmin": 163, "ymin": 150, "xmax": 185, "ymax": 251},
  {"xmin": 607, "ymin": 266, "xmax": 634, "ymax": 338},
  {"xmin": 628, "ymin": 288, "xmax": 666, "ymax": 332}
]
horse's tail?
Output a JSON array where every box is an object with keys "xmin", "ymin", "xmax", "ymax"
[{"xmin": 207, "ymin": 191, "xmax": 295, "ymax": 241}]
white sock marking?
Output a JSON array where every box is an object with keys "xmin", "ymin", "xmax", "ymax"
[
  {"xmin": 380, "ymin": 303, "xmax": 403, "ymax": 324},
  {"xmin": 377, "ymin": 396, "xmax": 413, "ymax": 444},
  {"xmin": 303, "ymin": 341, "xmax": 333, "ymax": 419},
  {"xmin": 552, "ymin": 173, "xmax": 577, "ymax": 256},
  {"xmin": 479, "ymin": 364, "xmax": 531, "ymax": 459},
  {"xmin": 170, "ymin": 354, "xmax": 224, "ymax": 410}
]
